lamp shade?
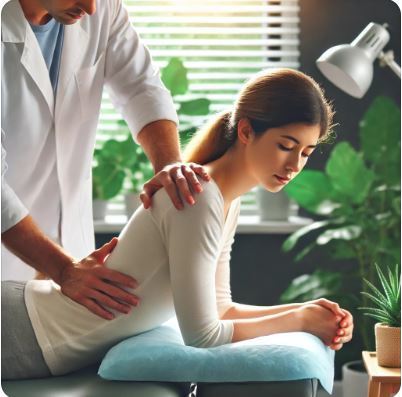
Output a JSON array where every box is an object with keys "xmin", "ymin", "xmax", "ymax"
[{"xmin": 316, "ymin": 23, "xmax": 390, "ymax": 98}]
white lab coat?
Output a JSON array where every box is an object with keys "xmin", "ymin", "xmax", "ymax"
[{"xmin": 1, "ymin": 0, "xmax": 178, "ymax": 280}]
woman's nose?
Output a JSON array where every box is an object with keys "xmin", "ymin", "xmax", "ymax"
[{"xmin": 286, "ymin": 154, "xmax": 303, "ymax": 174}]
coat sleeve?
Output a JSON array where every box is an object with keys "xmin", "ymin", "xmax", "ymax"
[
  {"xmin": 160, "ymin": 188, "xmax": 234, "ymax": 348},
  {"xmin": 103, "ymin": 0, "xmax": 179, "ymax": 143},
  {"xmin": 1, "ymin": 130, "xmax": 28, "ymax": 233}
]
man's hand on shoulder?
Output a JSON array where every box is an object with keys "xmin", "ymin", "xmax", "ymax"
[
  {"xmin": 140, "ymin": 162, "xmax": 211, "ymax": 210},
  {"xmin": 60, "ymin": 238, "xmax": 140, "ymax": 320}
]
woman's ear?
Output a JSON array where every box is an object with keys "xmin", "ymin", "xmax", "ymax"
[{"xmin": 237, "ymin": 118, "xmax": 254, "ymax": 145}]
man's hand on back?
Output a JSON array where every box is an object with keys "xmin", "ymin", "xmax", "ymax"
[{"xmin": 60, "ymin": 237, "xmax": 140, "ymax": 320}]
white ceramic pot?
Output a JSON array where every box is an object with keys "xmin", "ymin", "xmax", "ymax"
[
  {"xmin": 375, "ymin": 323, "xmax": 401, "ymax": 367},
  {"xmin": 342, "ymin": 360, "xmax": 368, "ymax": 397},
  {"xmin": 256, "ymin": 187, "xmax": 294, "ymax": 221},
  {"xmin": 93, "ymin": 199, "xmax": 108, "ymax": 221},
  {"xmin": 124, "ymin": 192, "xmax": 142, "ymax": 218}
]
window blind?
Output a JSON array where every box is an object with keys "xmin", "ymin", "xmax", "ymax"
[{"xmin": 97, "ymin": 0, "xmax": 300, "ymax": 215}]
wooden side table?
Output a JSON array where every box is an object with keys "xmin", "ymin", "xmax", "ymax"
[{"xmin": 362, "ymin": 351, "xmax": 401, "ymax": 397}]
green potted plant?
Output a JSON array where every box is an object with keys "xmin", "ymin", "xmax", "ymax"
[{"xmin": 359, "ymin": 263, "xmax": 400, "ymax": 367}]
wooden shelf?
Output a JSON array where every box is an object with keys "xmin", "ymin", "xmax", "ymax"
[{"xmin": 362, "ymin": 351, "xmax": 400, "ymax": 397}]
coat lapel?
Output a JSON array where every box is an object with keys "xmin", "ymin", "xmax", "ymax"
[{"xmin": 2, "ymin": 0, "xmax": 54, "ymax": 117}]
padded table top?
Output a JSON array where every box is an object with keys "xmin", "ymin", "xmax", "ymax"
[{"xmin": 2, "ymin": 365, "xmax": 189, "ymax": 397}]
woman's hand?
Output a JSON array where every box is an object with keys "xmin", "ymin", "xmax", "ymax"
[
  {"xmin": 306, "ymin": 298, "xmax": 344, "ymax": 317},
  {"xmin": 298, "ymin": 300, "xmax": 354, "ymax": 350},
  {"xmin": 296, "ymin": 304, "xmax": 342, "ymax": 347},
  {"xmin": 330, "ymin": 309, "xmax": 354, "ymax": 351}
]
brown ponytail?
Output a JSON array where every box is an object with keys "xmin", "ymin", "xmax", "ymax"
[{"xmin": 183, "ymin": 110, "xmax": 236, "ymax": 165}]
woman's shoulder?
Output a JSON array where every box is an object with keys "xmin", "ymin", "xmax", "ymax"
[{"xmin": 150, "ymin": 178, "xmax": 224, "ymax": 220}]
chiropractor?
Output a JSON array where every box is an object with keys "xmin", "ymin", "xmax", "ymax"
[{"xmin": 1, "ymin": 0, "xmax": 210, "ymax": 320}]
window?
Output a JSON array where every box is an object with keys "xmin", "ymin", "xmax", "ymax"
[{"xmin": 97, "ymin": 0, "xmax": 300, "ymax": 215}]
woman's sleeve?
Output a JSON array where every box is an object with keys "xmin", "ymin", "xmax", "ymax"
[
  {"xmin": 215, "ymin": 199, "xmax": 241, "ymax": 317},
  {"xmin": 160, "ymin": 189, "xmax": 234, "ymax": 348}
]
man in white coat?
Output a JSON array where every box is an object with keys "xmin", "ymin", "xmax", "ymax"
[{"xmin": 1, "ymin": 0, "xmax": 210, "ymax": 320}]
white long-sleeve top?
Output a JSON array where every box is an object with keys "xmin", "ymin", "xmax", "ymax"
[{"xmin": 24, "ymin": 180, "xmax": 239, "ymax": 376}]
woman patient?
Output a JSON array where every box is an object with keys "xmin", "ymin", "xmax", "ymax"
[{"xmin": 2, "ymin": 68, "xmax": 353, "ymax": 379}]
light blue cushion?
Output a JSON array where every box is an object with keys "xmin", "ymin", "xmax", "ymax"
[{"xmin": 99, "ymin": 318, "xmax": 335, "ymax": 394}]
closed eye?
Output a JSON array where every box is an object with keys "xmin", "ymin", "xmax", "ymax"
[{"xmin": 278, "ymin": 144, "xmax": 311, "ymax": 158}]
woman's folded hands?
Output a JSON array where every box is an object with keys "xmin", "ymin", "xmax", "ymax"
[{"xmin": 297, "ymin": 298, "xmax": 354, "ymax": 351}]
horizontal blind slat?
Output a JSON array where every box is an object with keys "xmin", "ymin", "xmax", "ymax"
[{"xmin": 126, "ymin": 5, "xmax": 299, "ymax": 13}]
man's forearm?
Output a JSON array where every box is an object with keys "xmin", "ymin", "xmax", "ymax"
[
  {"xmin": 1, "ymin": 215, "xmax": 75, "ymax": 284},
  {"xmin": 136, "ymin": 119, "xmax": 181, "ymax": 173}
]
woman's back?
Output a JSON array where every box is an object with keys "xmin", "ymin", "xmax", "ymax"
[{"xmin": 24, "ymin": 180, "xmax": 239, "ymax": 375}]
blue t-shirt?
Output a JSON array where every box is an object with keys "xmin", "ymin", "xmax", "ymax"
[{"xmin": 30, "ymin": 18, "xmax": 64, "ymax": 92}]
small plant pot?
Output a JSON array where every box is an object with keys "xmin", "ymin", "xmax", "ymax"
[
  {"xmin": 256, "ymin": 187, "xmax": 293, "ymax": 221},
  {"xmin": 124, "ymin": 192, "xmax": 142, "ymax": 218},
  {"xmin": 342, "ymin": 360, "xmax": 368, "ymax": 397},
  {"xmin": 93, "ymin": 199, "xmax": 108, "ymax": 221},
  {"xmin": 375, "ymin": 323, "xmax": 401, "ymax": 367}
]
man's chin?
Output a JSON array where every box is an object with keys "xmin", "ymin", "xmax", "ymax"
[{"xmin": 54, "ymin": 15, "xmax": 80, "ymax": 25}]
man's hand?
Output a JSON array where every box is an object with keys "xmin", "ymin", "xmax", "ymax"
[
  {"xmin": 60, "ymin": 238, "xmax": 140, "ymax": 320},
  {"xmin": 140, "ymin": 162, "xmax": 211, "ymax": 210}
]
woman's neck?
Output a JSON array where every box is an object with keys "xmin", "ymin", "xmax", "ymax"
[{"xmin": 204, "ymin": 144, "xmax": 257, "ymax": 207}]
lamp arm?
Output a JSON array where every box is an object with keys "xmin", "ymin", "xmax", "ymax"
[{"xmin": 378, "ymin": 50, "xmax": 401, "ymax": 78}]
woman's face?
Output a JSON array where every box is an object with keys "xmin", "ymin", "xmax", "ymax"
[{"xmin": 243, "ymin": 122, "xmax": 321, "ymax": 192}]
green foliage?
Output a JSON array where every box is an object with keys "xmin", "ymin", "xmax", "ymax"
[
  {"xmin": 280, "ymin": 269, "xmax": 344, "ymax": 302},
  {"xmin": 92, "ymin": 145, "xmax": 126, "ymax": 200},
  {"xmin": 280, "ymin": 96, "xmax": 401, "ymax": 348},
  {"xmin": 161, "ymin": 57, "xmax": 211, "ymax": 146},
  {"xmin": 93, "ymin": 123, "xmax": 153, "ymax": 197},
  {"xmin": 161, "ymin": 57, "xmax": 189, "ymax": 96},
  {"xmin": 359, "ymin": 264, "xmax": 401, "ymax": 327}
]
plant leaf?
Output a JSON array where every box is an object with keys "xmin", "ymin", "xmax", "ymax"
[
  {"xmin": 316, "ymin": 225, "xmax": 361, "ymax": 245},
  {"xmin": 359, "ymin": 96, "xmax": 400, "ymax": 176},
  {"xmin": 178, "ymin": 98, "xmax": 211, "ymax": 115},
  {"xmin": 361, "ymin": 292, "xmax": 391, "ymax": 311},
  {"xmin": 284, "ymin": 170, "xmax": 336, "ymax": 214},
  {"xmin": 325, "ymin": 142, "xmax": 375, "ymax": 204},
  {"xmin": 282, "ymin": 220, "xmax": 331, "ymax": 252},
  {"xmin": 375, "ymin": 263, "xmax": 394, "ymax": 305},
  {"xmin": 161, "ymin": 58, "xmax": 189, "ymax": 96}
]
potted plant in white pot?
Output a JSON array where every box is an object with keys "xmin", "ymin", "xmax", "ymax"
[{"xmin": 360, "ymin": 263, "xmax": 401, "ymax": 367}]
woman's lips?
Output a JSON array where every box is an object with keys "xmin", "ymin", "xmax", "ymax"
[{"xmin": 274, "ymin": 175, "xmax": 290, "ymax": 184}]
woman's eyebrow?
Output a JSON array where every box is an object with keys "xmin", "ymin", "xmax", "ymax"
[{"xmin": 280, "ymin": 135, "xmax": 317, "ymax": 148}]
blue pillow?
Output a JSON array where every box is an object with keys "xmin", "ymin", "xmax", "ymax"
[{"xmin": 99, "ymin": 317, "xmax": 334, "ymax": 394}]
